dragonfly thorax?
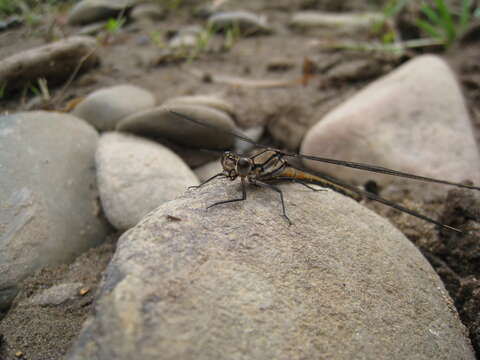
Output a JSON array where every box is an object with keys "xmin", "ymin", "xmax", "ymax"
[{"xmin": 236, "ymin": 157, "xmax": 253, "ymax": 177}]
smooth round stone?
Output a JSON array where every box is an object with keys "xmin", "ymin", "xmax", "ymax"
[
  {"xmin": 0, "ymin": 36, "xmax": 99, "ymax": 95},
  {"xmin": 117, "ymin": 104, "xmax": 235, "ymax": 150},
  {"xmin": 163, "ymin": 95, "xmax": 236, "ymax": 118},
  {"xmin": 207, "ymin": 10, "xmax": 272, "ymax": 35},
  {"xmin": 96, "ymin": 132, "xmax": 199, "ymax": 231},
  {"xmin": 67, "ymin": 180, "xmax": 475, "ymax": 360},
  {"xmin": 290, "ymin": 11, "xmax": 384, "ymax": 33},
  {"xmin": 130, "ymin": 3, "xmax": 165, "ymax": 21},
  {"xmin": 68, "ymin": 0, "xmax": 136, "ymax": 25},
  {"xmin": 0, "ymin": 111, "xmax": 109, "ymax": 310},
  {"xmin": 301, "ymin": 55, "xmax": 480, "ymax": 189},
  {"xmin": 72, "ymin": 85, "xmax": 156, "ymax": 131}
]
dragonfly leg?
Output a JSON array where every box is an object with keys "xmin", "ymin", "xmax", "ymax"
[
  {"xmin": 255, "ymin": 181, "xmax": 292, "ymax": 226},
  {"xmin": 189, "ymin": 172, "xmax": 225, "ymax": 190},
  {"xmin": 207, "ymin": 177, "xmax": 247, "ymax": 209}
]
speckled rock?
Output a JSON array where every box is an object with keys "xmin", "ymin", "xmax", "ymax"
[
  {"xmin": 301, "ymin": 55, "xmax": 480, "ymax": 189},
  {"xmin": 72, "ymin": 85, "xmax": 156, "ymax": 131},
  {"xmin": 117, "ymin": 104, "xmax": 235, "ymax": 149},
  {"xmin": 96, "ymin": 132, "xmax": 199, "ymax": 230},
  {"xmin": 67, "ymin": 179, "xmax": 475, "ymax": 360},
  {"xmin": 68, "ymin": 0, "xmax": 135, "ymax": 25},
  {"xmin": 0, "ymin": 36, "xmax": 99, "ymax": 95},
  {"xmin": 0, "ymin": 111, "xmax": 109, "ymax": 310}
]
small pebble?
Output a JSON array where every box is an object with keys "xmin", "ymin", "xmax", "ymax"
[{"xmin": 207, "ymin": 10, "xmax": 272, "ymax": 35}]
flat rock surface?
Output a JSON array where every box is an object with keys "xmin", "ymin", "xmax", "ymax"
[
  {"xmin": 0, "ymin": 36, "xmax": 99, "ymax": 95},
  {"xmin": 96, "ymin": 132, "xmax": 199, "ymax": 230},
  {"xmin": 0, "ymin": 111, "xmax": 109, "ymax": 309},
  {"xmin": 301, "ymin": 55, "xmax": 480, "ymax": 189},
  {"xmin": 67, "ymin": 180, "xmax": 474, "ymax": 360},
  {"xmin": 72, "ymin": 84, "xmax": 156, "ymax": 131}
]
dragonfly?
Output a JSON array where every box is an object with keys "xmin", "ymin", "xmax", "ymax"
[{"xmin": 170, "ymin": 110, "xmax": 480, "ymax": 233}]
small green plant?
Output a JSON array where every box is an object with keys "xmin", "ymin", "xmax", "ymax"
[
  {"xmin": 0, "ymin": 0, "xmax": 18, "ymax": 16},
  {"xmin": 224, "ymin": 23, "xmax": 241, "ymax": 50},
  {"xmin": 105, "ymin": 16, "xmax": 125, "ymax": 33},
  {"xmin": 372, "ymin": 0, "xmax": 410, "ymax": 44},
  {"xmin": 149, "ymin": 30, "xmax": 166, "ymax": 48},
  {"xmin": 416, "ymin": 0, "xmax": 473, "ymax": 47},
  {"xmin": 193, "ymin": 23, "xmax": 216, "ymax": 55},
  {"xmin": 168, "ymin": 0, "xmax": 183, "ymax": 10}
]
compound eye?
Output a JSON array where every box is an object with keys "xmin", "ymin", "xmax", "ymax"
[
  {"xmin": 221, "ymin": 152, "xmax": 236, "ymax": 171},
  {"xmin": 236, "ymin": 157, "xmax": 252, "ymax": 177}
]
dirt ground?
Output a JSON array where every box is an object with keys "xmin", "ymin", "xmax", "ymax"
[{"xmin": 1, "ymin": 0, "xmax": 480, "ymax": 359}]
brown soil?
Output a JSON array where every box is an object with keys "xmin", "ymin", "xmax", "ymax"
[{"xmin": 1, "ymin": 0, "xmax": 480, "ymax": 359}]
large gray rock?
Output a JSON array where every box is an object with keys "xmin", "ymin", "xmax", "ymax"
[
  {"xmin": 0, "ymin": 36, "xmax": 99, "ymax": 96},
  {"xmin": 117, "ymin": 104, "xmax": 235, "ymax": 150},
  {"xmin": 301, "ymin": 55, "xmax": 480, "ymax": 189},
  {"xmin": 68, "ymin": 0, "xmax": 135, "ymax": 25},
  {"xmin": 67, "ymin": 179, "xmax": 475, "ymax": 360},
  {"xmin": 72, "ymin": 85, "xmax": 156, "ymax": 131},
  {"xmin": 0, "ymin": 111, "xmax": 109, "ymax": 310},
  {"xmin": 96, "ymin": 132, "xmax": 199, "ymax": 230}
]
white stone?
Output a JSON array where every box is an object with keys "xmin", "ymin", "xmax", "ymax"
[
  {"xmin": 96, "ymin": 132, "xmax": 199, "ymax": 230},
  {"xmin": 301, "ymin": 55, "xmax": 480, "ymax": 189}
]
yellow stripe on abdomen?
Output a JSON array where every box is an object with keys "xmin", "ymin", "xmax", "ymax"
[{"xmin": 279, "ymin": 167, "xmax": 362, "ymax": 201}]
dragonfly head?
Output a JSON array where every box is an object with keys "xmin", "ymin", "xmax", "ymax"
[
  {"xmin": 221, "ymin": 151, "xmax": 239, "ymax": 179},
  {"xmin": 221, "ymin": 151, "xmax": 253, "ymax": 179}
]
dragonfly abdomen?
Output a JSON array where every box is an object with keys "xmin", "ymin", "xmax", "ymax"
[{"xmin": 276, "ymin": 167, "xmax": 362, "ymax": 201}]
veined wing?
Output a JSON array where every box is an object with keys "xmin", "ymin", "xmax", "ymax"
[
  {"xmin": 279, "ymin": 163, "xmax": 463, "ymax": 233},
  {"xmin": 169, "ymin": 109, "xmax": 480, "ymax": 192}
]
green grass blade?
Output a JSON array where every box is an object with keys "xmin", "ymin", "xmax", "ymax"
[
  {"xmin": 459, "ymin": 0, "xmax": 472, "ymax": 32},
  {"xmin": 416, "ymin": 19, "xmax": 442, "ymax": 39},
  {"xmin": 384, "ymin": 0, "xmax": 410, "ymax": 17},
  {"xmin": 421, "ymin": 4, "xmax": 442, "ymax": 25},
  {"xmin": 434, "ymin": 0, "xmax": 456, "ymax": 42}
]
